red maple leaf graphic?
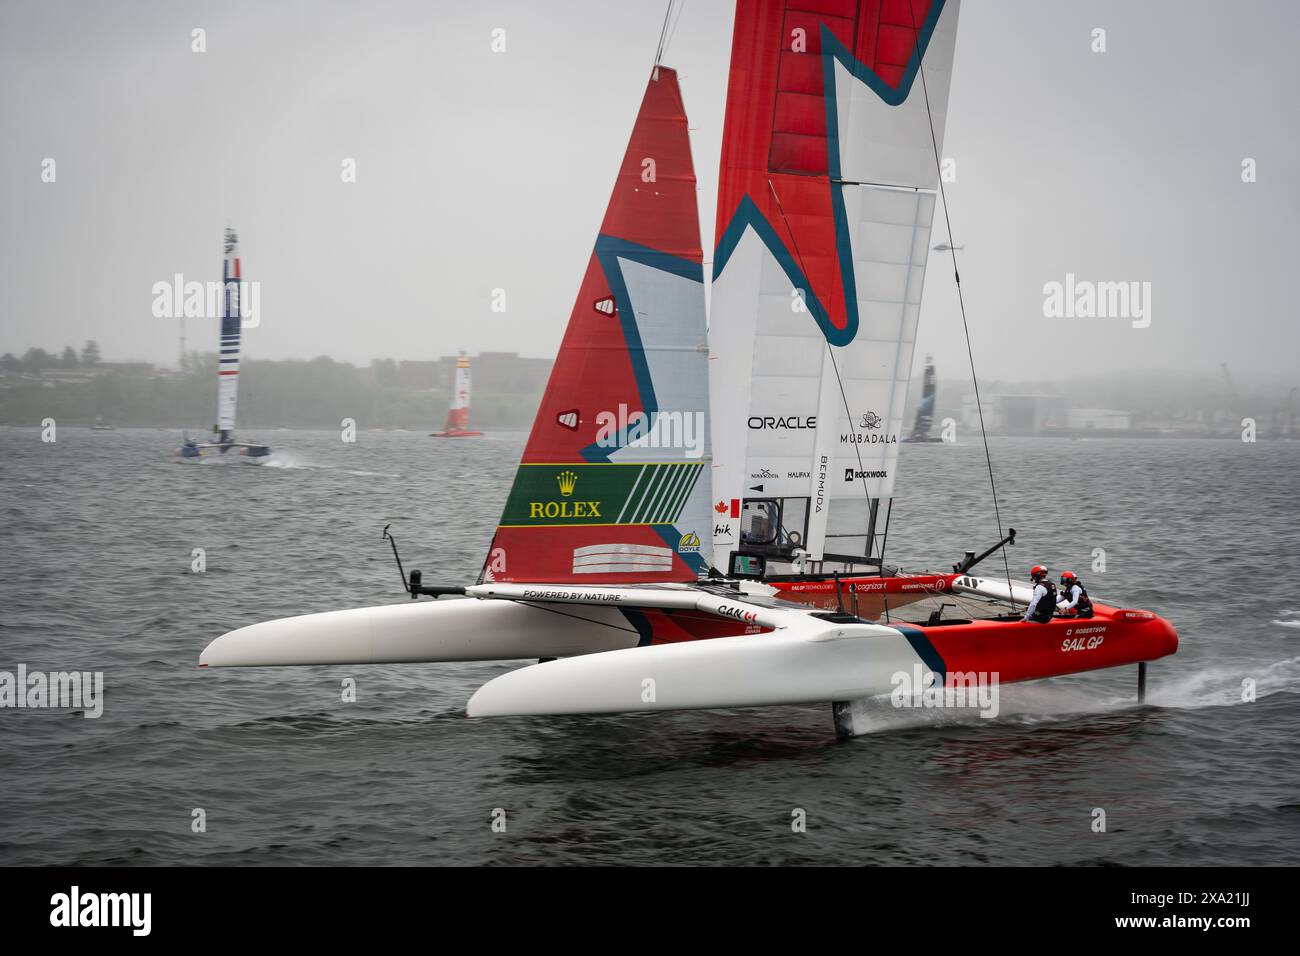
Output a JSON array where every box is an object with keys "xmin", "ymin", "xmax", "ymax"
[{"xmin": 714, "ymin": 500, "xmax": 728, "ymax": 514}]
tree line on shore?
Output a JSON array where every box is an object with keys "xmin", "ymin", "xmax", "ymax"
[{"xmin": 0, "ymin": 351, "xmax": 541, "ymax": 430}]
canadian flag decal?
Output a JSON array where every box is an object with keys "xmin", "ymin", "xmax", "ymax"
[{"xmin": 593, "ymin": 295, "xmax": 616, "ymax": 317}]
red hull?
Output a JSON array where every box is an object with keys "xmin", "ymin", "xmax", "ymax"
[
  {"xmin": 431, "ymin": 430, "xmax": 484, "ymax": 438},
  {"xmin": 634, "ymin": 585, "xmax": 1177, "ymax": 687},
  {"xmin": 920, "ymin": 606, "xmax": 1178, "ymax": 684}
]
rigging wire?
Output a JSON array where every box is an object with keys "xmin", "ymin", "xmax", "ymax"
[
  {"xmin": 664, "ymin": 0, "xmax": 688, "ymax": 58},
  {"xmin": 767, "ymin": 178, "xmax": 879, "ymax": 566},
  {"xmin": 653, "ymin": 1, "xmax": 676, "ymax": 69},
  {"xmin": 906, "ymin": 0, "xmax": 1015, "ymax": 608}
]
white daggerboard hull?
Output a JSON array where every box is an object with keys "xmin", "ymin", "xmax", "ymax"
[{"xmin": 200, "ymin": 598, "xmax": 641, "ymax": 667}]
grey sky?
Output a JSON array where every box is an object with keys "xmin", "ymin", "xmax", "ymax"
[{"xmin": 2, "ymin": 0, "xmax": 1297, "ymax": 382}]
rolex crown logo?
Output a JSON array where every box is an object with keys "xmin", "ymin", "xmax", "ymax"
[{"xmin": 556, "ymin": 470, "xmax": 578, "ymax": 497}]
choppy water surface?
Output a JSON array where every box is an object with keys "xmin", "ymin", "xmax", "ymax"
[{"xmin": 1, "ymin": 427, "xmax": 1297, "ymax": 865}]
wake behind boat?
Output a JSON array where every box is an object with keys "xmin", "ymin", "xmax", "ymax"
[
  {"xmin": 201, "ymin": 1, "xmax": 1177, "ymax": 739},
  {"xmin": 176, "ymin": 226, "xmax": 271, "ymax": 464}
]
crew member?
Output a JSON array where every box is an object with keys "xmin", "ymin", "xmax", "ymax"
[
  {"xmin": 1059, "ymin": 571, "xmax": 1094, "ymax": 618},
  {"xmin": 1023, "ymin": 565, "xmax": 1058, "ymax": 623}
]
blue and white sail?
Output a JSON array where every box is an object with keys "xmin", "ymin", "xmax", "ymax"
[
  {"xmin": 176, "ymin": 225, "xmax": 270, "ymax": 463},
  {"xmin": 216, "ymin": 226, "xmax": 242, "ymax": 443}
]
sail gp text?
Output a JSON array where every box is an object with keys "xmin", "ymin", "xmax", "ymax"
[{"xmin": 1061, "ymin": 625, "xmax": 1105, "ymax": 652}]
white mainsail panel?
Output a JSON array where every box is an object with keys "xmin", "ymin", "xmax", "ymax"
[
  {"xmin": 831, "ymin": 2, "xmax": 958, "ymax": 191},
  {"xmin": 709, "ymin": 0, "xmax": 961, "ymax": 566},
  {"xmin": 450, "ymin": 360, "xmax": 470, "ymax": 412}
]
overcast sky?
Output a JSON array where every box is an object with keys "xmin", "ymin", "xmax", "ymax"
[{"xmin": 2, "ymin": 0, "xmax": 1297, "ymax": 382}]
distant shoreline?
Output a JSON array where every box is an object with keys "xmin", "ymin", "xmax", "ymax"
[{"xmin": 0, "ymin": 423, "xmax": 1288, "ymax": 442}]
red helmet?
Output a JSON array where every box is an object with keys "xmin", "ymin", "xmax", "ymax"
[
  {"xmin": 1060, "ymin": 571, "xmax": 1077, "ymax": 585},
  {"xmin": 1030, "ymin": 565, "xmax": 1048, "ymax": 579}
]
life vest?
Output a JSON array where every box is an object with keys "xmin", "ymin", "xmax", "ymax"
[
  {"xmin": 1028, "ymin": 580, "xmax": 1057, "ymax": 623},
  {"xmin": 1066, "ymin": 582, "xmax": 1094, "ymax": 618}
]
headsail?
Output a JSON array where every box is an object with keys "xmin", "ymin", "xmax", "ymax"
[
  {"xmin": 709, "ymin": 0, "xmax": 960, "ymax": 568},
  {"xmin": 216, "ymin": 226, "xmax": 242, "ymax": 443},
  {"xmin": 481, "ymin": 67, "xmax": 711, "ymax": 584}
]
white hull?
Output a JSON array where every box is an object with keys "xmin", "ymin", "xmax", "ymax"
[
  {"xmin": 199, "ymin": 586, "xmax": 938, "ymax": 727},
  {"xmin": 200, "ymin": 597, "xmax": 639, "ymax": 667},
  {"xmin": 467, "ymin": 623, "xmax": 922, "ymax": 717}
]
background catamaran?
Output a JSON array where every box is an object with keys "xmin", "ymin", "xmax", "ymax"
[
  {"xmin": 201, "ymin": 1, "xmax": 1177, "ymax": 738},
  {"xmin": 430, "ymin": 354, "xmax": 483, "ymax": 438},
  {"xmin": 903, "ymin": 356, "xmax": 942, "ymax": 443},
  {"xmin": 176, "ymin": 226, "xmax": 270, "ymax": 464}
]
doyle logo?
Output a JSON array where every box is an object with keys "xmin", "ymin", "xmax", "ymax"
[
  {"xmin": 859, "ymin": 410, "xmax": 882, "ymax": 429},
  {"xmin": 845, "ymin": 468, "xmax": 888, "ymax": 481},
  {"xmin": 679, "ymin": 531, "xmax": 702, "ymax": 553},
  {"xmin": 593, "ymin": 295, "xmax": 616, "ymax": 316},
  {"xmin": 50, "ymin": 886, "xmax": 151, "ymax": 936},
  {"xmin": 749, "ymin": 415, "xmax": 815, "ymax": 429},
  {"xmin": 556, "ymin": 409, "xmax": 579, "ymax": 431},
  {"xmin": 556, "ymin": 470, "xmax": 578, "ymax": 497}
]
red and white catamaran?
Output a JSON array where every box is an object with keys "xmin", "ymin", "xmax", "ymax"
[{"xmin": 201, "ymin": 0, "xmax": 1176, "ymax": 738}]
